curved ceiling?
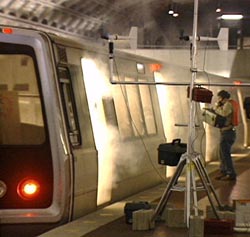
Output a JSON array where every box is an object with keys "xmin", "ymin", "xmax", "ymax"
[{"xmin": 0, "ymin": 0, "xmax": 249, "ymax": 48}]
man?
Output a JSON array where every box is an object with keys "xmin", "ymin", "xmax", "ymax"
[{"xmin": 214, "ymin": 90, "xmax": 237, "ymax": 181}]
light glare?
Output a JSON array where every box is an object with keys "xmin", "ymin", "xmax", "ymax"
[
  {"xmin": 23, "ymin": 183, "xmax": 37, "ymax": 195},
  {"xmin": 17, "ymin": 179, "xmax": 40, "ymax": 199},
  {"xmin": 221, "ymin": 14, "xmax": 243, "ymax": 20},
  {"xmin": 81, "ymin": 58, "xmax": 114, "ymax": 206}
]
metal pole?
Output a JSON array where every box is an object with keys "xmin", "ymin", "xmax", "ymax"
[
  {"xmin": 109, "ymin": 80, "xmax": 250, "ymax": 87},
  {"xmin": 108, "ymin": 41, "xmax": 114, "ymax": 83},
  {"xmin": 185, "ymin": 0, "xmax": 199, "ymax": 226}
]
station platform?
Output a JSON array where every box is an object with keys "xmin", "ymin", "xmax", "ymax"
[{"xmin": 39, "ymin": 154, "xmax": 250, "ymax": 237}]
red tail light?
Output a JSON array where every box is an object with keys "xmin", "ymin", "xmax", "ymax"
[
  {"xmin": 1, "ymin": 27, "xmax": 13, "ymax": 34},
  {"xmin": 17, "ymin": 178, "xmax": 40, "ymax": 200}
]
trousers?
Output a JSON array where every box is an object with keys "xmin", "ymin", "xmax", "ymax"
[{"xmin": 219, "ymin": 129, "xmax": 236, "ymax": 177}]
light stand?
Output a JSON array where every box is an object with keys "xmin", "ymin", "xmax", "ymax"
[
  {"xmin": 151, "ymin": 0, "xmax": 223, "ymax": 227},
  {"xmin": 186, "ymin": 0, "xmax": 199, "ymax": 224}
]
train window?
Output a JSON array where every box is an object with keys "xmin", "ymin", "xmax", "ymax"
[
  {"xmin": 0, "ymin": 54, "xmax": 45, "ymax": 145},
  {"xmin": 126, "ymin": 77, "xmax": 145, "ymax": 137},
  {"xmin": 138, "ymin": 81, "xmax": 157, "ymax": 135},
  {"xmin": 58, "ymin": 67, "xmax": 81, "ymax": 147},
  {"xmin": 113, "ymin": 76, "xmax": 157, "ymax": 139},
  {"xmin": 112, "ymin": 83, "xmax": 134, "ymax": 139},
  {"xmin": 136, "ymin": 63, "xmax": 145, "ymax": 74}
]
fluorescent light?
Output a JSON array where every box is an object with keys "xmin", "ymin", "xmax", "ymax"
[
  {"xmin": 221, "ymin": 14, "xmax": 243, "ymax": 20},
  {"xmin": 168, "ymin": 9, "xmax": 174, "ymax": 14}
]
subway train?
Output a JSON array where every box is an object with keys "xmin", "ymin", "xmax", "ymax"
[
  {"xmin": 1, "ymin": 25, "xmax": 250, "ymax": 236},
  {"xmin": 0, "ymin": 25, "xmax": 167, "ymax": 236}
]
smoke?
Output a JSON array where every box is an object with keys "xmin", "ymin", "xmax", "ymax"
[{"xmin": 81, "ymin": 57, "xmax": 150, "ymax": 206}]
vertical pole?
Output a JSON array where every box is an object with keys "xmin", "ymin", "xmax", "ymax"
[
  {"xmin": 186, "ymin": 0, "xmax": 199, "ymax": 226},
  {"xmin": 109, "ymin": 41, "xmax": 114, "ymax": 82}
]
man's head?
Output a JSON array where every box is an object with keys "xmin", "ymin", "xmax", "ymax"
[
  {"xmin": 217, "ymin": 90, "xmax": 230, "ymax": 99},
  {"xmin": 217, "ymin": 90, "xmax": 230, "ymax": 105}
]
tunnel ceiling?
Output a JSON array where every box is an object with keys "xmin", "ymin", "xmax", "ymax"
[{"xmin": 0, "ymin": 0, "xmax": 249, "ymax": 48}]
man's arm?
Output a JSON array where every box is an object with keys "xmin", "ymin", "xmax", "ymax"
[{"xmin": 214, "ymin": 101, "xmax": 232, "ymax": 117}]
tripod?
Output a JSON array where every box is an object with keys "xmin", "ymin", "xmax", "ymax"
[
  {"xmin": 152, "ymin": 152, "xmax": 223, "ymax": 225},
  {"xmin": 150, "ymin": 0, "xmax": 223, "ymax": 227}
]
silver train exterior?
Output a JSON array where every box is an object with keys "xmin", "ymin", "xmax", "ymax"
[{"xmin": 0, "ymin": 26, "xmax": 166, "ymax": 236}]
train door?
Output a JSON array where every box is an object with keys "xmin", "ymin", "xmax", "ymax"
[
  {"xmin": 0, "ymin": 27, "xmax": 71, "ymax": 224},
  {"xmin": 52, "ymin": 42, "xmax": 98, "ymax": 219}
]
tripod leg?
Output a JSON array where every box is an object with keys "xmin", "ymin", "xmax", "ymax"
[
  {"xmin": 190, "ymin": 163, "xmax": 199, "ymax": 216},
  {"xmin": 185, "ymin": 160, "xmax": 199, "ymax": 227},
  {"xmin": 152, "ymin": 158, "xmax": 186, "ymax": 221},
  {"xmin": 192, "ymin": 158, "xmax": 220, "ymax": 219},
  {"xmin": 194, "ymin": 156, "xmax": 223, "ymax": 208}
]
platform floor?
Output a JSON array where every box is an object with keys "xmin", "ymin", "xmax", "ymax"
[{"xmin": 40, "ymin": 153, "xmax": 250, "ymax": 237}]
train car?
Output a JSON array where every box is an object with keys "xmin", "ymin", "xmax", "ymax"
[{"xmin": 0, "ymin": 26, "xmax": 166, "ymax": 236}]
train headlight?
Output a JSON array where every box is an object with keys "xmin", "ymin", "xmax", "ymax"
[
  {"xmin": 17, "ymin": 178, "xmax": 40, "ymax": 200},
  {"xmin": 0, "ymin": 180, "xmax": 7, "ymax": 198}
]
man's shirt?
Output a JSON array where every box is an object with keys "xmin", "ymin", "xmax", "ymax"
[{"xmin": 214, "ymin": 101, "xmax": 233, "ymax": 127}]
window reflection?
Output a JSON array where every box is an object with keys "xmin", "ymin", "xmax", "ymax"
[{"xmin": 0, "ymin": 55, "xmax": 45, "ymax": 145}]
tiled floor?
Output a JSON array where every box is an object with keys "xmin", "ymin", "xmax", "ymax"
[{"xmin": 41, "ymin": 154, "xmax": 250, "ymax": 237}]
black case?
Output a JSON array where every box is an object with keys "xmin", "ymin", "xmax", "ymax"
[
  {"xmin": 158, "ymin": 139, "xmax": 187, "ymax": 166},
  {"xmin": 124, "ymin": 201, "xmax": 151, "ymax": 224}
]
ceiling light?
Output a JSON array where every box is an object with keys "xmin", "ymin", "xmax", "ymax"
[
  {"xmin": 216, "ymin": 7, "xmax": 221, "ymax": 13},
  {"xmin": 168, "ymin": 9, "xmax": 174, "ymax": 14},
  {"xmin": 168, "ymin": 2, "xmax": 179, "ymax": 17},
  {"xmin": 220, "ymin": 14, "xmax": 243, "ymax": 20}
]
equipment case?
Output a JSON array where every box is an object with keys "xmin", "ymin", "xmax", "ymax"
[
  {"xmin": 187, "ymin": 86, "xmax": 213, "ymax": 103},
  {"xmin": 204, "ymin": 218, "xmax": 235, "ymax": 235},
  {"xmin": 124, "ymin": 201, "xmax": 151, "ymax": 224},
  {"xmin": 158, "ymin": 139, "xmax": 187, "ymax": 166},
  {"xmin": 202, "ymin": 108, "xmax": 226, "ymax": 128}
]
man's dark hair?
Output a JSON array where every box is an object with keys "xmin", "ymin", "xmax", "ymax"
[{"xmin": 217, "ymin": 90, "xmax": 230, "ymax": 99}]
